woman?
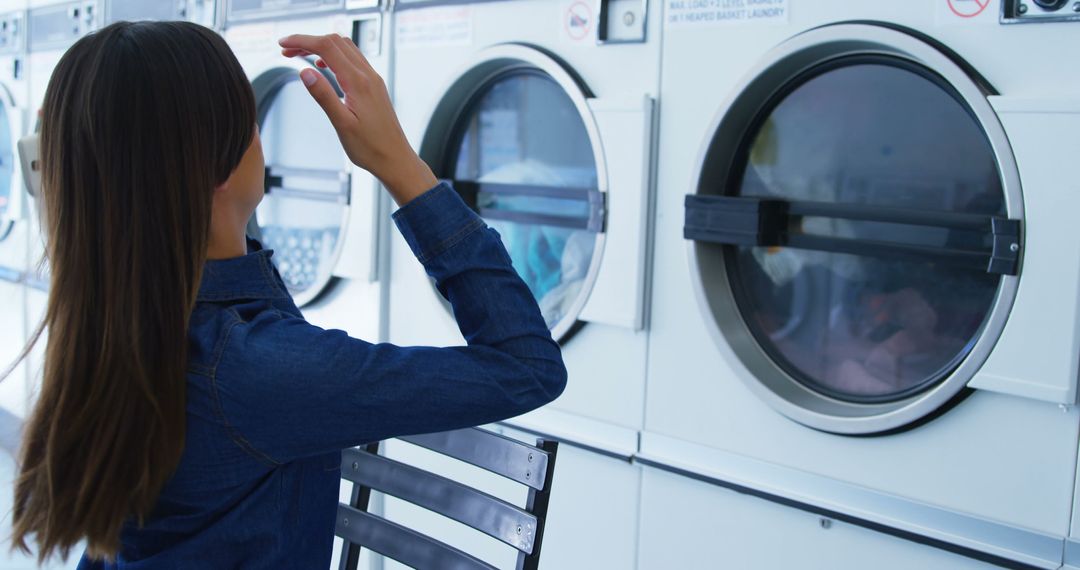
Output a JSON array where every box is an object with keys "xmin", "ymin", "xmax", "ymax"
[{"xmin": 9, "ymin": 21, "xmax": 566, "ymax": 568}]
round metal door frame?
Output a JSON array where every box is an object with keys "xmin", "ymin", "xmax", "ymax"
[
  {"xmin": 0, "ymin": 79, "xmax": 24, "ymax": 243},
  {"xmin": 686, "ymin": 23, "xmax": 1024, "ymax": 435},
  {"xmin": 417, "ymin": 44, "xmax": 609, "ymax": 344},
  {"xmin": 250, "ymin": 63, "xmax": 351, "ymax": 307}
]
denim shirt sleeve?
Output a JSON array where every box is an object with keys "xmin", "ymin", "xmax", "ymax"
[{"xmin": 212, "ymin": 182, "xmax": 568, "ymax": 464}]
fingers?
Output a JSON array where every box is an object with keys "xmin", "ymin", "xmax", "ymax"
[
  {"xmin": 297, "ymin": 68, "xmax": 354, "ymax": 132},
  {"xmin": 278, "ymin": 34, "xmax": 358, "ymax": 83},
  {"xmin": 280, "ymin": 47, "xmax": 313, "ymax": 58},
  {"xmin": 281, "ymin": 35, "xmax": 375, "ymax": 73},
  {"xmin": 279, "ymin": 49, "xmax": 327, "ymax": 69},
  {"xmin": 330, "ymin": 34, "xmax": 374, "ymax": 73}
]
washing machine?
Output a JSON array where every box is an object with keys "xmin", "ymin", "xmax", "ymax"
[
  {"xmin": 373, "ymin": 1, "xmax": 658, "ymax": 568},
  {"xmin": 0, "ymin": 2, "xmax": 30, "ymax": 427},
  {"xmin": 223, "ymin": 0, "xmax": 390, "ymax": 348},
  {"xmin": 640, "ymin": 0, "xmax": 1080, "ymax": 568},
  {"xmin": 388, "ymin": 0, "xmax": 657, "ymax": 472}
]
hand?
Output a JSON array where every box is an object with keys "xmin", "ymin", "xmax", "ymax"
[{"xmin": 278, "ymin": 33, "xmax": 438, "ymax": 206}]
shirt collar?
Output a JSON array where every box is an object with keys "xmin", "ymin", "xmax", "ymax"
[{"xmin": 196, "ymin": 239, "xmax": 290, "ymax": 302}]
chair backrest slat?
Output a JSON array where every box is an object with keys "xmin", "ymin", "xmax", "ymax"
[
  {"xmin": 399, "ymin": 428, "xmax": 551, "ymax": 490},
  {"xmin": 341, "ymin": 447, "xmax": 540, "ymax": 553},
  {"xmin": 335, "ymin": 504, "xmax": 498, "ymax": 570},
  {"xmin": 337, "ymin": 429, "xmax": 559, "ymax": 570}
]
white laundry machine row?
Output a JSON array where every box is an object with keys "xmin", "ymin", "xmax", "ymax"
[
  {"xmin": 0, "ymin": 2, "xmax": 30, "ymax": 426},
  {"xmin": 223, "ymin": 0, "xmax": 390, "ymax": 346},
  {"xmin": 370, "ymin": 0, "xmax": 659, "ymax": 568},
  {"xmin": 641, "ymin": 0, "xmax": 1080, "ymax": 568}
]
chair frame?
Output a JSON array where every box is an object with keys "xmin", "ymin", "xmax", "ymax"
[{"xmin": 336, "ymin": 428, "xmax": 559, "ymax": 570}]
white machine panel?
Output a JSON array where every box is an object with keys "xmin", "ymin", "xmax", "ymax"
[
  {"xmin": 28, "ymin": 1, "xmax": 97, "ymax": 51},
  {"xmin": 578, "ymin": 94, "xmax": 654, "ymax": 330},
  {"xmin": 972, "ymin": 97, "xmax": 1080, "ymax": 404},
  {"xmin": 638, "ymin": 466, "xmax": 1008, "ymax": 570},
  {"xmin": 105, "ymin": 0, "xmax": 217, "ymax": 27}
]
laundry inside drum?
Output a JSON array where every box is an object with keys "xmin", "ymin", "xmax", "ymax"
[
  {"xmin": 725, "ymin": 57, "xmax": 1005, "ymax": 403},
  {"xmin": 448, "ymin": 70, "xmax": 603, "ymax": 334}
]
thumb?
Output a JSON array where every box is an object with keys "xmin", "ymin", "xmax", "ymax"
[{"xmin": 299, "ymin": 68, "xmax": 351, "ymax": 130}]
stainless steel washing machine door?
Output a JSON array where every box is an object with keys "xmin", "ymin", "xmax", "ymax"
[
  {"xmin": 683, "ymin": 24, "xmax": 1024, "ymax": 435},
  {"xmin": 250, "ymin": 64, "xmax": 351, "ymax": 307},
  {"xmin": 419, "ymin": 47, "xmax": 607, "ymax": 343}
]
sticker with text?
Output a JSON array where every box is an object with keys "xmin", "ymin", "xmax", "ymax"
[
  {"xmin": 396, "ymin": 6, "xmax": 473, "ymax": 49},
  {"xmin": 666, "ymin": 0, "xmax": 789, "ymax": 27}
]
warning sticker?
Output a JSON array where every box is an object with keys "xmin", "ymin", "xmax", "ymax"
[
  {"xmin": 936, "ymin": 0, "xmax": 995, "ymax": 24},
  {"xmin": 666, "ymin": 0, "xmax": 789, "ymax": 27},
  {"xmin": 396, "ymin": 6, "xmax": 473, "ymax": 49},
  {"xmin": 564, "ymin": 0, "xmax": 593, "ymax": 42}
]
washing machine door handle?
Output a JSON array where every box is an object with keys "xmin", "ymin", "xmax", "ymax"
[
  {"xmin": 683, "ymin": 194, "xmax": 1021, "ymax": 276},
  {"xmin": 263, "ymin": 165, "xmax": 351, "ymax": 205},
  {"xmin": 452, "ymin": 179, "xmax": 606, "ymax": 233}
]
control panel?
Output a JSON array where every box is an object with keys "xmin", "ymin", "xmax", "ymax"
[
  {"xmin": 226, "ymin": 0, "xmax": 343, "ymax": 26},
  {"xmin": 345, "ymin": 0, "xmax": 379, "ymax": 10},
  {"xmin": 105, "ymin": 0, "xmax": 218, "ymax": 27},
  {"xmin": 599, "ymin": 0, "xmax": 648, "ymax": 44},
  {"xmin": 1002, "ymin": 0, "xmax": 1080, "ymax": 23},
  {"xmin": 0, "ymin": 11, "xmax": 24, "ymax": 56},
  {"xmin": 29, "ymin": 1, "xmax": 98, "ymax": 52}
]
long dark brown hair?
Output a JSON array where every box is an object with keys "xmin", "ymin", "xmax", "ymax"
[{"xmin": 10, "ymin": 21, "xmax": 256, "ymax": 562}]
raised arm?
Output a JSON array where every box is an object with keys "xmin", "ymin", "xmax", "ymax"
[{"xmin": 212, "ymin": 182, "xmax": 565, "ymax": 464}]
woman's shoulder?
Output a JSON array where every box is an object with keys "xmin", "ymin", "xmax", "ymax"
[
  {"xmin": 193, "ymin": 298, "xmax": 357, "ymax": 380},
  {"xmin": 187, "ymin": 297, "xmax": 303, "ymax": 377}
]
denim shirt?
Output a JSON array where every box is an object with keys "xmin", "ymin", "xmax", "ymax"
[{"xmin": 76, "ymin": 182, "xmax": 567, "ymax": 569}]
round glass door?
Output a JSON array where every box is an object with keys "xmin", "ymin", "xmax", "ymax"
[
  {"xmin": 685, "ymin": 25, "xmax": 1023, "ymax": 433},
  {"xmin": 439, "ymin": 68, "xmax": 605, "ymax": 341},
  {"xmin": 733, "ymin": 57, "xmax": 1003, "ymax": 402},
  {"xmin": 250, "ymin": 66, "xmax": 350, "ymax": 306},
  {"xmin": 0, "ymin": 94, "xmax": 16, "ymax": 240}
]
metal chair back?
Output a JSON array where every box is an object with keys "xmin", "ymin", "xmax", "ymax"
[{"xmin": 336, "ymin": 427, "xmax": 559, "ymax": 570}]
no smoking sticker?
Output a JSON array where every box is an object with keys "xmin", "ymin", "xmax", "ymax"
[
  {"xmin": 564, "ymin": 1, "xmax": 593, "ymax": 41},
  {"xmin": 937, "ymin": 0, "xmax": 995, "ymax": 23},
  {"xmin": 949, "ymin": 0, "xmax": 991, "ymax": 17}
]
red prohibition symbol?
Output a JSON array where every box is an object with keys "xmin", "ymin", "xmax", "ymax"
[
  {"xmin": 947, "ymin": 0, "xmax": 991, "ymax": 18},
  {"xmin": 566, "ymin": 1, "xmax": 592, "ymax": 41}
]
